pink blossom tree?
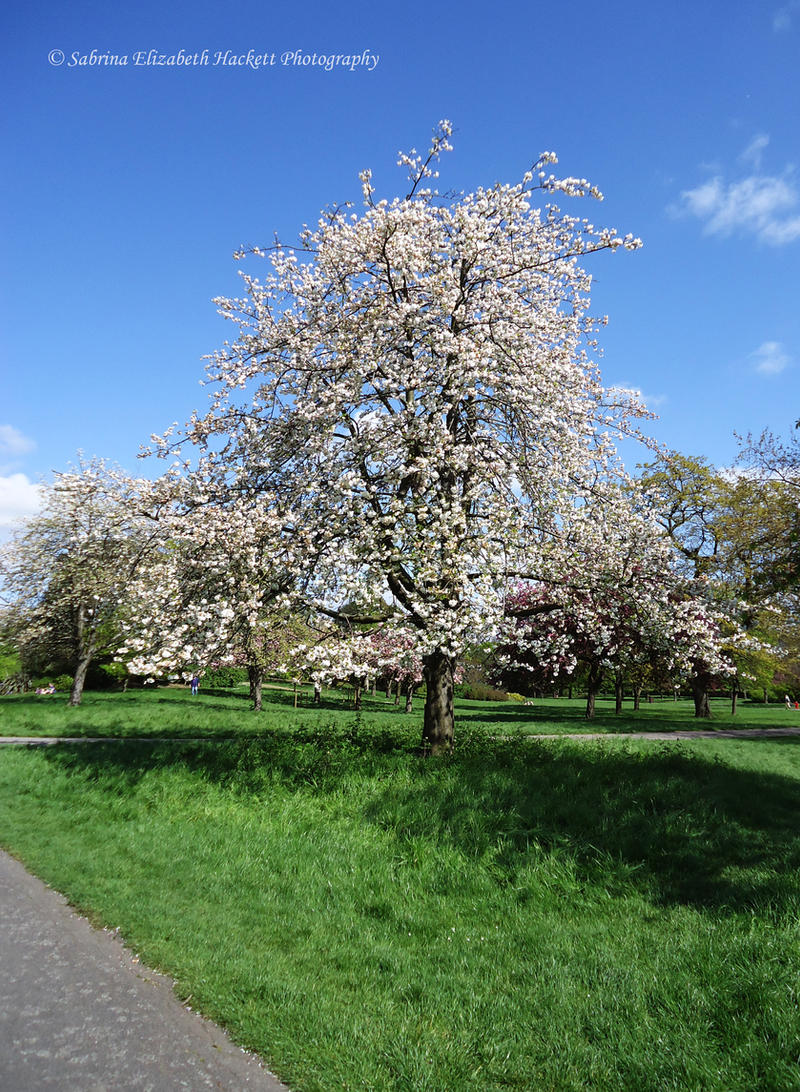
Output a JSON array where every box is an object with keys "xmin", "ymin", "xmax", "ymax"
[{"xmin": 497, "ymin": 504, "xmax": 737, "ymax": 718}]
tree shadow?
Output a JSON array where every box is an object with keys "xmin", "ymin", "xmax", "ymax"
[
  {"xmin": 455, "ymin": 701, "xmax": 785, "ymax": 734},
  {"xmin": 37, "ymin": 729, "xmax": 800, "ymax": 917},
  {"xmin": 365, "ymin": 737, "xmax": 800, "ymax": 914}
]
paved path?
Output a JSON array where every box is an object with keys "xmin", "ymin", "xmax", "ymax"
[
  {"xmin": 0, "ymin": 850, "xmax": 289, "ymax": 1091},
  {"xmin": 526, "ymin": 726, "xmax": 800, "ymax": 742}
]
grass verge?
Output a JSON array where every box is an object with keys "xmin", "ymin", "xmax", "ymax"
[{"xmin": 2, "ymin": 718, "xmax": 800, "ymax": 1089}]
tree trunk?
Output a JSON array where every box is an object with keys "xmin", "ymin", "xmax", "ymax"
[
  {"xmin": 614, "ymin": 674, "xmax": 623, "ymax": 715},
  {"xmin": 585, "ymin": 664, "xmax": 603, "ymax": 720},
  {"xmin": 385, "ymin": 679, "xmax": 392, "ymax": 700},
  {"xmin": 691, "ymin": 671, "xmax": 712, "ymax": 718},
  {"xmin": 731, "ymin": 681, "xmax": 738, "ymax": 716},
  {"xmin": 763, "ymin": 688, "xmax": 769, "ymax": 704},
  {"xmin": 69, "ymin": 606, "xmax": 95, "ymax": 707},
  {"xmin": 69, "ymin": 649, "xmax": 93, "ymax": 707},
  {"xmin": 421, "ymin": 651, "xmax": 455, "ymax": 754},
  {"xmin": 248, "ymin": 664, "xmax": 264, "ymax": 711},
  {"xmin": 633, "ymin": 685, "xmax": 642, "ymax": 711},
  {"xmin": 353, "ymin": 684, "xmax": 361, "ymax": 710},
  {"xmin": 393, "ymin": 683, "xmax": 400, "ymax": 706},
  {"xmin": 405, "ymin": 682, "xmax": 415, "ymax": 714}
]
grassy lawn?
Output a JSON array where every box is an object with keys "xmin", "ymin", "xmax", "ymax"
[
  {"xmin": 1, "ymin": 684, "xmax": 797, "ymax": 739},
  {"xmin": 2, "ymin": 696, "xmax": 800, "ymax": 1089}
]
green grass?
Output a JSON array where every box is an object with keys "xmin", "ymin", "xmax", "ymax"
[
  {"xmin": 0, "ymin": 685, "xmax": 414, "ymax": 738},
  {"xmin": 0, "ymin": 684, "xmax": 795, "ymax": 739},
  {"xmin": 2, "ymin": 698, "xmax": 800, "ymax": 1089}
]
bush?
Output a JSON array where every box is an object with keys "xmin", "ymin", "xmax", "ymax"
[
  {"xmin": 53, "ymin": 674, "xmax": 74, "ymax": 692},
  {"xmin": 202, "ymin": 667, "xmax": 249, "ymax": 689},
  {"xmin": 461, "ymin": 683, "xmax": 514, "ymax": 702},
  {"xmin": 90, "ymin": 663, "xmax": 129, "ymax": 690},
  {"xmin": 0, "ymin": 645, "xmax": 21, "ymax": 680}
]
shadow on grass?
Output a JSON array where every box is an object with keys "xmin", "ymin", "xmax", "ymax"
[
  {"xmin": 38, "ymin": 725, "xmax": 800, "ymax": 917},
  {"xmin": 455, "ymin": 700, "xmax": 784, "ymax": 734}
]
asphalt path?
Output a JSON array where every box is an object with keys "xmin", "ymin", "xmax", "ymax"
[{"xmin": 0, "ymin": 850, "xmax": 289, "ymax": 1091}]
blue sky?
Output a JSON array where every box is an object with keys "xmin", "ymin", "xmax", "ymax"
[{"xmin": 2, "ymin": 0, "xmax": 799, "ymax": 527}]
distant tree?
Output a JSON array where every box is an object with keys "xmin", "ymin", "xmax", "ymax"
[
  {"xmin": 735, "ymin": 427, "xmax": 800, "ymax": 596},
  {"xmin": 637, "ymin": 453, "xmax": 725, "ymax": 580},
  {"xmin": 0, "ymin": 459, "xmax": 159, "ymax": 706},
  {"xmin": 497, "ymin": 503, "xmax": 735, "ymax": 718},
  {"xmin": 120, "ymin": 487, "xmax": 313, "ymax": 711},
  {"xmin": 637, "ymin": 452, "xmax": 773, "ymax": 716}
]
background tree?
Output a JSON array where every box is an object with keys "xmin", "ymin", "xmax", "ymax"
[
  {"xmin": 637, "ymin": 453, "xmax": 725, "ymax": 580},
  {"xmin": 120, "ymin": 488, "xmax": 315, "ymax": 711},
  {"xmin": 735, "ymin": 426, "xmax": 799, "ymax": 596},
  {"xmin": 637, "ymin": 452, "xmax": 770, "ymax": 715},
  {"xmin": 497, "ymin": 504, "xmax": 734, "ymax": 719},
  {"xmin": 0, "ymin": 459, "xmax": 159, "ymax": 706}
]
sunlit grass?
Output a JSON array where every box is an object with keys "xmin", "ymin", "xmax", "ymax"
[
  {"xmin": 0, "ymin": 685, "xmax": 795, "ymax": 740},
  {"xmin": 2, "ymin": 719, "xmax": 800, "ymax": 1089}
]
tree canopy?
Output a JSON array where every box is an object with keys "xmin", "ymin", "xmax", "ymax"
[{"xmin": 151, "ymin": 122, "xmax": 663, "ymax": 750}]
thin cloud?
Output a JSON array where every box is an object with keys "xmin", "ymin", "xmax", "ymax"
[
  {"xmin": 0, "ymin": 425, "xmax": 35, "ymax": 458},
  {"xmin": 750, "ymin": 341, "xmax": 791, "ymax": 375},
  {"xmin": 773, "ymin": 0, "xmax": 800, "ymax": 31},
  {"xmin": 676, "ymin": 140, "xmax": 800, "ymax": 245},
  {"xmin": 739, "ymin": 133, "xmax": 769, "ymax": 170}
]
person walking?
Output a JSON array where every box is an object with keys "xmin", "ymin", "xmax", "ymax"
[{"xmin": 190, "ymin": 675, "xmax": 200, "ymax": 696}]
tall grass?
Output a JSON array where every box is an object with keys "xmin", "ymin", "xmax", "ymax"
[{"xmin": 2, "ymin": 718, "xmax": 800, "ymax": 1089}]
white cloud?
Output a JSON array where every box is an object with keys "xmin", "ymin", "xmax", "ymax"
[
  {"xmin": 0, "ymin": 425, "xmax": 35, "ymax": 458},
  {"xmin": 678, "ymin": 166, "xmax": 800, "ymax": 246},
  {"xmin": 750, "ymin": 341, "xmax": 791, "ymax": 375},
  {"xmin": 0, "ymin": 474, "xmax": 43, "ymax": 529},
  {"xmin": 773, "ymin": 0, "xmax": 800, "ymax": 31}
]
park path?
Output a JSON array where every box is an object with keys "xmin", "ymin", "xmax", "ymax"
[
  {"xmin": 0, "ymin": 849, "xmax": 290, "ymax": 1091},
  {"xmin": 526, "ymin": 726, "xmax": 800, "ymax": 742}
]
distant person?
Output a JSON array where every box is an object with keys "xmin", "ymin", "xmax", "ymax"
[
  {"xmin": 787, "ymin": 694, "xmax": 792, "ymax": 709},
  {"xmin": 191, "ymin": 675, "xmax": 200, "ymax": 696}
]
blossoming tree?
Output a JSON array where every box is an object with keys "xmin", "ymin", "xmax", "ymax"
[
  {"xmin": 498, "ymin": 511, "xmax": 737, "ymax": 719},
  {"xmin": 157, "ymin": 122, "xmax": 651, "ymax": 752},
  {"xmin": 0, "ymin": 459, "xmax": 160, "ymax": 705},
  {"xmin": 120, "ymin": 487, "xmax": 319, "ymax": 710}
]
